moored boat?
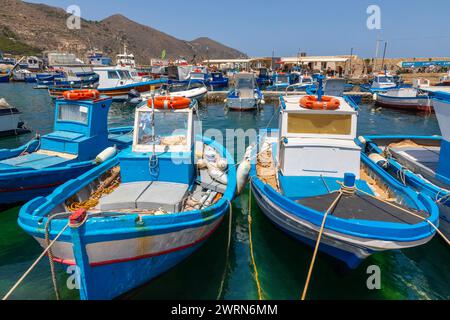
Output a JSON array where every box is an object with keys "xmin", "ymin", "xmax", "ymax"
[
  {"xmin": 0, "ymin": 91, "xmax": 133, "ymax": 206},
  {"xmin": 359, "ymin": 91, "xmax": 450, "ymax": 238},
  {"xmin": 248, "ymin": 80, "xmax": 439, "ymax": 268},
  {"xmin": 0, "ymin": 98, "xmax": 31, "ymax": 137},
  {"xmin": 18, "ymin": 97, "xmax": 236, "ymax": 300},
  {"xmin": 375, "ymin": 87, "xmax": 433, "ymax": 112},
  {"xmin": 225, "ymin": 72, "xmax": 264, "ymax": 111}
]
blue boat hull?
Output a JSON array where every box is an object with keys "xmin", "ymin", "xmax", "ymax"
[
  {"xmin": 0, "ymin": 74, "xmax": 10, "ymax": 83},
  {"xmin": 0, "ymin": 127, "xmax": 133, "ymax": 205}
]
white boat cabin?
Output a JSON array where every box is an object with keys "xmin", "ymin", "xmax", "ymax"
[
  {"xmin": 132, "ymin": 103, "xmax": 194, "ymax": 154},
  {"xmin": 372, "ymin": 74, "xmax": 396, "ymax": 89},
  {"xmin": 277, "ymin": 95, "xmax": 360, "ymax": 178},
  {"xmin": 93, "ymin": 67, "xmax": 141, "ymax": 89}
]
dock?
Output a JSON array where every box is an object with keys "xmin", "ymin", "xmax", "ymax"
[{"xmin": 204, "ymin": 91, "xmax": 374, "ymax": 104}]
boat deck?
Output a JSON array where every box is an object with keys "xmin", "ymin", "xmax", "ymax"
[{"xmin": 296, "ymin": 192, "xmax": 428, "ymax": 224}]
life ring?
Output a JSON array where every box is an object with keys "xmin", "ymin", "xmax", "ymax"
[
  {"xmin": 299, "ymin": 95, "xmax": 340, "ymax": 110},
  {"xmin": 63, "ymin": 89, "xmax": 100, "ymax": 100},
  {"xmin": 148, "ymin": 96, "xmax": 191, "ymax": 109}
]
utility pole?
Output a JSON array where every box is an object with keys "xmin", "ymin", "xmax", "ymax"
[
  {"xmin": 381, "ymin": 41, "xmax": 388, "ymax": 73},
  {"xmin": 349, "ymin": 47, "xmax": 354, "ymax": 76}
]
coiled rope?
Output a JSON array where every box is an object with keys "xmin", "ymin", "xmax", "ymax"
[
  {"xmin": 216, "ymin": 200, "xmax": 233, "ymax": 300},
  {"xmin": 248, "ymin": 180, "xmax": 263, "ymax": 300}
]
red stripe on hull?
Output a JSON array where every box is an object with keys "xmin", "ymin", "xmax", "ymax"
[{"xmin": 51, "ymin": 217, "xmax": 224, "ymax": 267}]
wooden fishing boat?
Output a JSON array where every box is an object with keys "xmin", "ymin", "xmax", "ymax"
[
  {"xmin": 0, "ymin": 91, "xmax": 133, "ymax": 205},
  {"xmin": 248, "ymin": 79, "xmax": 439, "ymax": 269},
  {"xmin": 19, "ymin": 98, "xmax": 236, "ymax": 300},
  {"xmin": 360, "ymin": 91, "xmax": 450, "ymax": 238},
  {"xmin": 375, "ymin": 87, "xmax": 433, "ymax": 112}
]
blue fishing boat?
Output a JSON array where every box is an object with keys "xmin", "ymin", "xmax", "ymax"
[
  {"xmin": 248, "ymin": 78, "xmax": 439, "ymax": 269},
  {"xmin": 0, "ymin": 73, "xmax": 9, "ymax": 83},
  {"xmin": 19, "ymin": 97, "xmax": 236, "ymax": 300},
  {"xmin": 225, "ymin": 72, "xmax": 264, "ymax": 111},
  {"xmin": 208, "ymin": 71, "xmax": 229, "ymax": 88},
  {"xmin": 359, "ymin": 92, "xmax": 450, "ymax": 238},
  {"xmin": 0, "ymin": 91, "xmax": 133, "ymax": 206},
  {"xmin": 266, "ymin": 73, "xmax": 291, "ymax": 91},
  {"xmin": 256, "ymin": 67, "xmax": 271, "ymax": 87}
]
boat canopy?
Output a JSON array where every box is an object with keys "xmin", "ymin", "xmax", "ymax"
[{"xmin": 132, "ymin": 104, "xmax": 194, "ymax": 153}]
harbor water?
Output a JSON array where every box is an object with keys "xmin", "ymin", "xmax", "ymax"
[{"xmin": 0, "ymin": 83, "xmax": 449, "ymax": 300}]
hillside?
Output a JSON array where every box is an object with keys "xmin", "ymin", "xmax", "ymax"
[{"xmin": 0, "ymin": 0, "xmax": 246, "ymax": 63}]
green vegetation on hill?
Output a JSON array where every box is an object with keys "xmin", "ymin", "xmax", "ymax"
[{"xmin": 0, "ymin": 27, "xmax": 41, "ymax": 56}]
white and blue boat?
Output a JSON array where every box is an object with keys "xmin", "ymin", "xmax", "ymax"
[
  {"xmin": 375, "ymin": 87, "xmax": 433, "ymax": 112},
  {"xmin": 0, "ymin": 91, "xmax": 133, "ymax": 206},
  {"xmin": 225, "ymin": 72, "xmax": 264, "ymax": 111},
  {"xmin": 19, "ymin": 98, "xmax": 236, "ymax": 299},
  {"xmin": 248, "ymin": 79, "xmax": 439, "ymax": 269},
  {"xmin": 360, "ymin": 91, "xmax": 450, "ymax": 237},
  {"xmin": 360, "ymin": 73, "xmax": 409, "ymax": 93}
]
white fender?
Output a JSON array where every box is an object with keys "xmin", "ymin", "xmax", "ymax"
[
  {"xmin": 368, "ymin": 153, "xmax": 388, "ymax": 168},
  {"xmin": 207, "ymin": 163, "xmax": 228, "ymax": 185},
  {"xmin": 236, "ymin": 159, "xmax": 251, "ymax": 195},
  {"xmin": 215, "ymin": 158, "xmax": 228, "ymax": 171},
  {"xmin": 95, "ymin": 146, "xmax": 117, "ymax": 164}
]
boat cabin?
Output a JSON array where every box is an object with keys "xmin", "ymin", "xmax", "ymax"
[
  {"xmin": 372, "ymin": 74, "xmax": 396, "ymax": 89},
  {"xmin": 432, "ymin": 92, "xmax": 450, "ymax": 184},
  {"xmin": 118, "ymin": 102, "xmax": 195, "ymax": 185},
  {"xmin": 277, "ymin": 95, "xmax": 360, "ymax": 178},
  {"xmin": 93, "ymin": 67, "xmax": 137, "ymax": 89},
  {"xmin": 39, "ymin": 96, "xmax": 113, "ymax": 161}
]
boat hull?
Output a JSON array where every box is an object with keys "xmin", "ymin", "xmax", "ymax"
[
  {"xmin": 0, "ymin": 74, "xmax": 10, "ymax": 83},
  {"xmin": 376, "ymin": 94, "xmax": 433, "ymax": 112},
  {"xmin": 26, "ymin": 216, "xmax": 222, "ymax": 300},
  {"xmin": 0, "ymin": 127, "xmax": 133, "ymax": 205},
  {"xmin": 226, "ymin": 98, "xmax": 259, "ymax": 111}
]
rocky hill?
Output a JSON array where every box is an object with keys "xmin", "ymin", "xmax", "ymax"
[{"xmin": 0, "ymin": 0, "xmax": 246, "ymax": 63}]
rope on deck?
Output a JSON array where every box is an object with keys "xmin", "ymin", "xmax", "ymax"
[
  {"xmin": 248, "ymin": 180, "xmax": 264, "ymax": 300},
  {"xmin": 2, "ymin": 222, "xmax": 69, "ymax": 300},
  {"xmin": 301, "ymin": 191, "xmax": 343, "ymax": 300},
  {"xmin": 216, "ymin": 200, "xmax": 233, "ymax": 300}
]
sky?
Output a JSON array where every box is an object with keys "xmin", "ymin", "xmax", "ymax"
[{"xmin": 25, "ymin": 0, "xmax": 450, "ymax": 58}]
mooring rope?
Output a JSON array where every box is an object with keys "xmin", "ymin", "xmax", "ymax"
[
  {"xmin": 216, "ymin": 200, "xmax": 233, "ymax": 300},
  {"xmin": 45, "ymin": 213, "xmax": 70, "ymax": 300},
  {"xmin": 301, "ymin": 191, "xmax": 343, "ymax": 300},
  {"xmin": 248, "ymin": 180, "xmax": 263, "ymax": 300},
  {"xmin": 2, "ymin": 222, "xmax": 69, "ymax": 300}
]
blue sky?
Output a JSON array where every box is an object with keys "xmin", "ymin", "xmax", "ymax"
[{"xmin": 25, "ymin": 0, "xmax": 450, "ymax": 58}]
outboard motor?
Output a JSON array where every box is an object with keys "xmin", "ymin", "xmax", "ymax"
[{"xmin": 127, "ymin": 89, "xmax": 142, "ymax": 105}]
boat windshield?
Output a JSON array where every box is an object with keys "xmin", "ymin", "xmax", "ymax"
[
  {"xmin": 117, "ymin": 70, "xmax": 132, "ymax": 80},
  {"xmin": 377, "ymin": 76, "xmax": 394, "ymax": 83},
  {"xmin": 236, "ymin": 77, "xmax": 255, "ymax": 89},
  {"xmin": 58, "ymin": 104, "xmax": 89, "ymax": 124},
  {"xmin": 301, "ymin": 77, "xmax": 312, "ymax": 83},
  {"xmin": 136, "ymin": 110, "xmax": 188, "ymax": 146},
  {"xmin": 190, "ymin": 72, "xmax": 205, "ymax": 80},
  {"xmin": 276, "ymin": 75, "xmax": 289, "ymax": 83}
]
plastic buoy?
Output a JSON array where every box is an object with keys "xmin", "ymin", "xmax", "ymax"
[
  {"xmin": 95, "ymin": 146, "xmax": 117, "ymax": 164},
  {"xmin": 236, "ymin": 159, "xmax": 251, "ymax": 195}
]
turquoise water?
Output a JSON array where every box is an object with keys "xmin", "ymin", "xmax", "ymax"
[{"xmin": 0, "ymin": 83, "xmax": 449, "ymax": 300}]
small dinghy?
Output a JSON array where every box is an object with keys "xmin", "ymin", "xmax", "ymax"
[
  {"xmin": 225, "ymin": 72, "xmax": 264, "ymax": 111},
  {"xmin": 0, "ymin": 98, "xmax": 31, "ymax": 137},
  {"xmin": 19, "ymin": 97, "xmax": 236, "ymax": 300},
  {"xmin": 248, "ymin": 78, "xmax": 439, "ymax": 269},
  {"xmin": 0, "ymin": 90, "xmax": 133, "ymax": 206},
  {"xmin": 360, "ymin": 73, "xmax": 409, "ymax": 93},
  {"xmin": 360, "ymin": 91, "xmax": 450, "ymax": 238}
]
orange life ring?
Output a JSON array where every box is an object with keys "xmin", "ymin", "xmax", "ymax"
[
  {"xmin": 299, "ymin": 95, "xmax": 340, "ymax": 110},
  {"xmin": 63, "ymin": 89, "xmax": 100, "ymax": 100},
  {"xmin": 148, "ymin": 96, "xmax": 191, "ymax": 109}
]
